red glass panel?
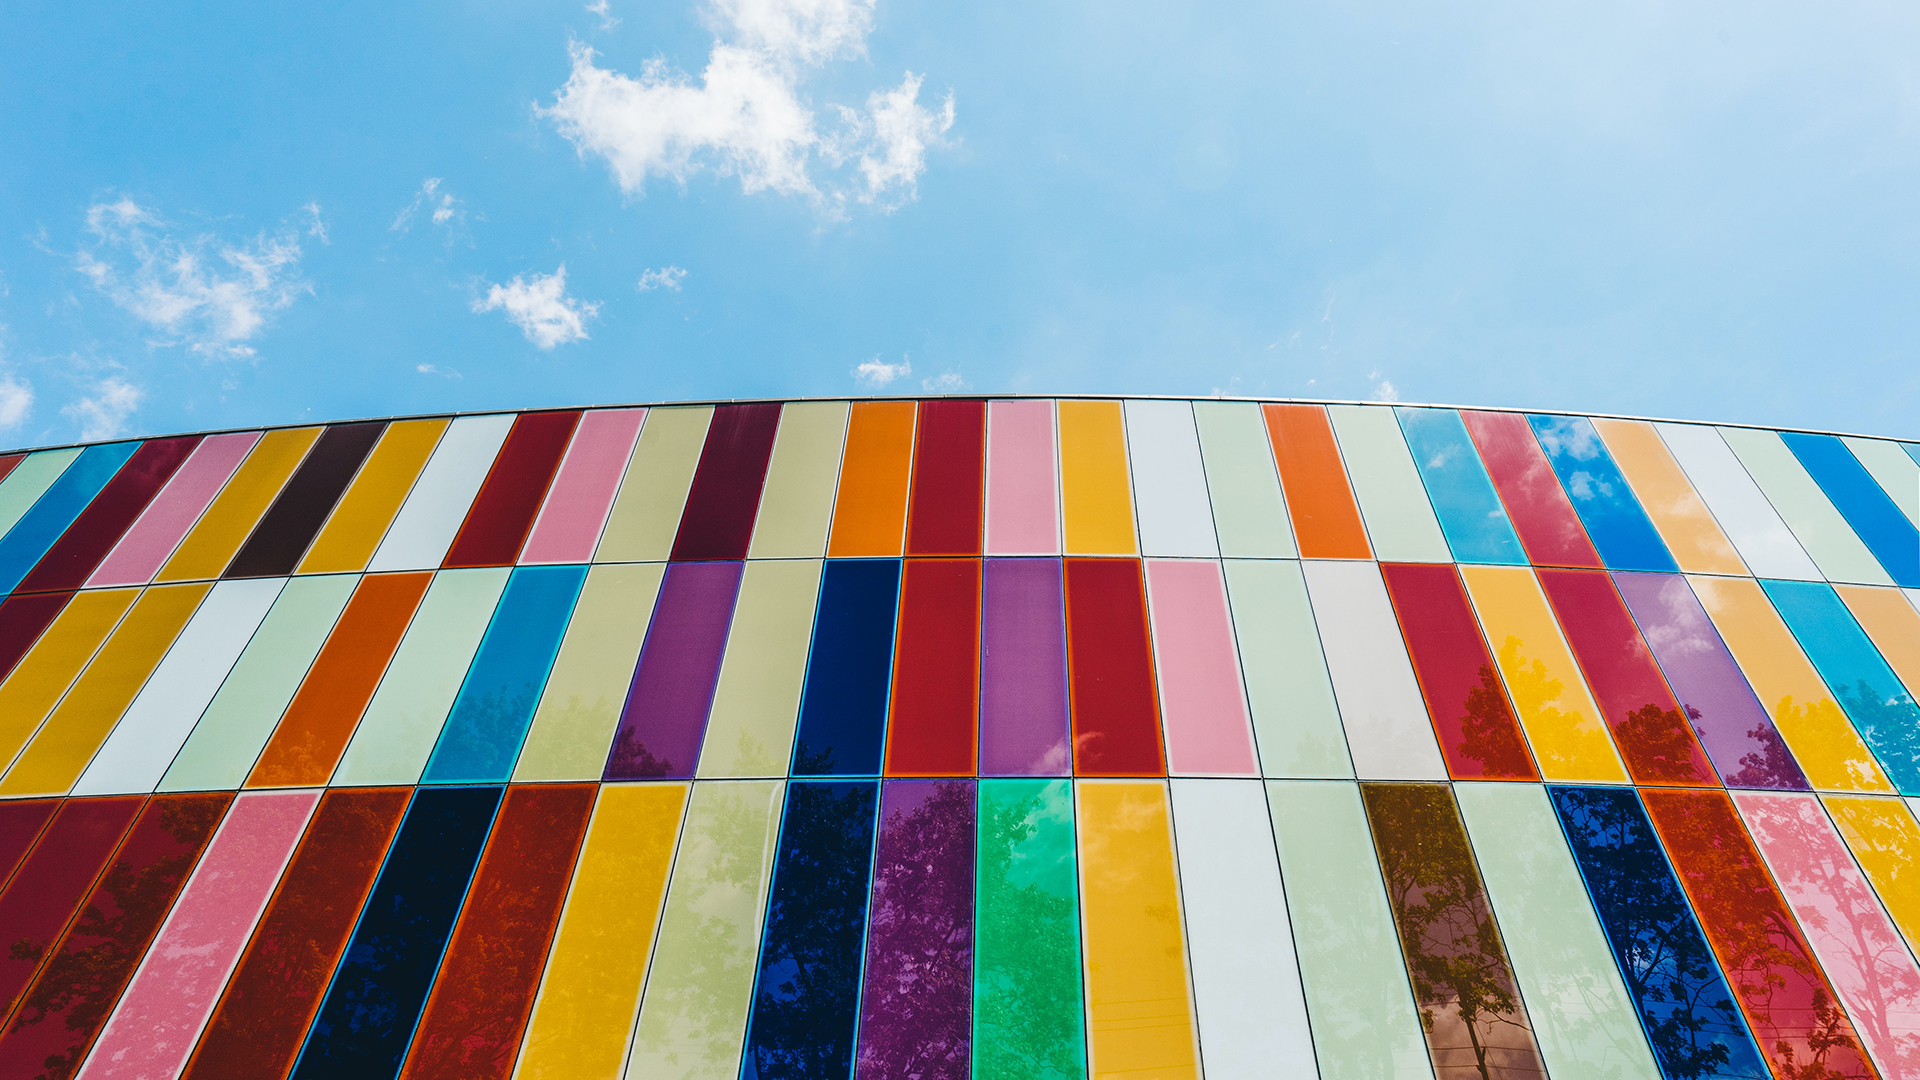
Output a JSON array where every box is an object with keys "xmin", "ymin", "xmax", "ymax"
[
  {"xmin": 1381, "ymin": 563, "xmax": 1538, "ymax": 780},
  {"xmin": 0, "ymin": 802, "xmax": 55, "ymax": 896},
  {"xmin": 17, "ymin": 436, "xmax": 201, "ymax": 593},
  {"xmin": 443, "ymin": 411, "xmax": 582, "ymax": 568},
  {"xmin": 905, "ymin": 400, "xmax": 986, "ymax": 557},
  {"xmin": 670, "ymin": 402, "xmax": 784, "ymax": 561},
  {"xmin": 1064, "ymin": 558, "xmax": 1165, "ymax": 776},
  {"xmin": 0, "ymin": 591, "xmax": 73, "ymax": 685},
  {"xmin": 0, "ymin": 454, "xmax": 24, "ymax": 487},
  {"xmin": 0, "ymin": 798, "xmax": 141, "ymax": 1022},
  {"xmin": 884, "ymin": 559, "xmax": 982, "ymax": 776},
  {"xmin": 1537, "ymin": 568, "xmax": 1717, "ymax": 785},
  {"xmin": 1460, "ymin": 411, "xmax": 1602, "ymax": 568}
]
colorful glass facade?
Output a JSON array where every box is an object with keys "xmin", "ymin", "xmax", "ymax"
[{"xmin": 0, "ymin": 397, "xmax": 1914, "ymax": 1080}]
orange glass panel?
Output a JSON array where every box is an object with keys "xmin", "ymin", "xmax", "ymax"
[
  {"xmin": 1262, "ymin": 404, "xmax": 1370, "ymax": 559},
  {"xmin": 827, "ymin": 402, "xmax": 916, "ymax": 558},
  {"xmin": 1589, "ymin": 419, "xmax": 1746, "ymax": 575},
  {"xmin": 1834, "ymin": 584, "xmax": 1920, "ymax": 698}
]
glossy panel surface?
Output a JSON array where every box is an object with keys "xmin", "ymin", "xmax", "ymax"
[
  {"xmin": 1842, "ymin": 436, "xmax": 1920, "ymax": 528},
  {"xmin": 978, "ymin": 558, "xmax": 1071, "ymax": 776},
  {"xmin": 699, "ymin": 559, "xmax": 821, "ymax": 778},
  {"xmin": 0, "ymin": 441, "xmax": 142, "ymax": 594},
  {"xmin": 1057, "ymin": 400, "xmax": 1136, "ymax": 556},
  {"xmin": 1300, "ymin": 559, "xmax": 1446, "ymax": 779},
  {"xmin": 749, "ymin": 400, "xmax": 848, "ymax": 559},
  {"xmin": 592, "ymin": 405, "xmax": 710, "ymax": 562},
  {"xmin": 0, "ymin": 449, "xmax": 82, "ymax": 544},
  {"xmin": 443, "ymin": 410, "xmax": 582, "ymax": 567},
  {"xmin": 0, "ymin": 797, "xmax": 143, "ymax": 1024},
  {"xmin": 158, "ymin": 427, "xmax": 320, "ymax": 582},
  {"xmin": 517, "ymin": 408, "xmax": 646, "ymax": 564},
  {"xmin": 226, "ymin": 422, "xmax": 386, "ymax": 578},
  {"xmin": 1125, "ymin": 398, "xmax": 1219, "ymax": 558},
  {"xmin": 1064, "ymin": 557, "xmax": 1165, "ymax": 776},
  {"xmin": 1192, "ymin": 399, "xmax": 1295, "ymax": 558},
  {"xmin": 1264, "ymin": 403, "xmax": 1371, "ymax": 559},
  {"xmin": 1722, "ymin": 425, "xmax": 1896, "ymax": 585},
  {"xmin": 1145, "ymin": 559, "xmax": 1257, "ymax": 775},
  {"xmin": 885, "ymin": 558, "xmax": 981, "ymax": 775},
  {"xmin": 1824, "ymin": 795, "xmax": 1920, "ymax": 956},
  {"xmin": 1328, "ymin": 403, "xmax": 1450, "ymax": 562},
  {"xmin": 1222, "ymin": 559, "xmax": 1352, "ymax": 778},
  {"xmin": 1784, "ymin": 431, "xmax": 1920, "ymax": 587},
  {"xmin": 0, "ymin": 590, "xmax": 74, "ymax": 686},
  {"xmin": 369, "ymin": 414, "xmax": 516, "ymax": 571},
  {"xmin": 1528, "ymin": 414, "xmax": 1677, "ymax": 572},
  {"xmin": 905, "ymin": 399, "xmax": 986, "ymax": 556},
  {"xmin": 1764, "ymin": 578, "xmax": 1920, "ymax": 793},
  {"xmin": 984, "ymin": 399, "xmax": 1061, "ymax": 556},
  {"xmin": 792, "ymin": 559, "xmax": 900, "ymax": 776},
  {"xmin": 1836, "ymin": 584, "xmax": 1920, "ymax": 700},
  {"xmin": 974, "ymin": 778, "xmax": 1085, "ymax": 1080},
  {"xmin": 671, "ymin": 401, "xmax": 782, "ymax": 561},
  {"xmin": 1461, "ymin": 410, "xmax": 1602, "ymax": 568},
  {"xmin": 297, "ymin": 419, "xmax": 448, "ymax": 574},
  {"xmin": 513, "ymin": 562, "xmax": 661, "ymax": 782},
  {"xmin": 1657, "ymin": 421, "xmax": 1822, "ymax": 580},
  {"xmin": 1590, "ymin": 418, "xmax": 1746, "ymax": 574},
  {"xmin": 1397, "ymin": 407, "xmax": 1527, "ymax": 565},
  {"xmin": 87, "ymin": 432, "xmax": 258, "ymax": 586},
  {"xmin": 827, "ymin": 400, "xmax": 915, "ymax": 558},
  {"xmin": 0, "ymin": 588, "xmax": 137, "ymax": 773},
  {"xmin": 604, "ymin": 560, "xmax": 743, "ymax": 779}
]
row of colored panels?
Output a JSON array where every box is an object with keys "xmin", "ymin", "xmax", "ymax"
[
  {"xmin": 3, "ymin": 777, "xmax": 1920, "ymax": 1080},
  {"xmin": 0, "ymin": 553, "xmax": 1915, "ymax": 798},
  {"xmin": 0, "ymin": 400, "xmax": 1913, "ymax": 599}
]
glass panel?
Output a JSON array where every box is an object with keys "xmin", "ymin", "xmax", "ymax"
[
  {"xmin": 1144, "ymin": 559, "xmax": 1257, "ymax": 776},
  {"xmin": 1064, "ymin": 558, "xmax": 1164, "ymax": 776},
  {"xmin": 0, "ymin": 797, "xmax": 143, "ymax": 1023},
  {"xmin": 1327, "ymin": 404, "xmax": 1450, "ymax": 563},
  {"xmin": 1460, "ymin": 410, "xmax": 1601, "ymax": 568},
  {"xmin": 0, "ymin": 441, "xmax": 141, "ymax": 593},
  {"xmin": 0, "ymin": 591, "xmax": 74, "ymax": 686},
  {"xmin": 591, "ymin": 406, "xmax": 710, "ymax": 562},
  {"xmin": 443, "ymin": 411, "xmax": 583, "ymax": 568},
  {"xmin": 1124, "ymin": 399, "xmax": 1218, "ymax": 558},
  {"xmin": 749, "ymin": 401, "xmax": 849, "ymax": 559},
  {"xmin": 1396, "ymin": 407, "xmax": 1526, "ymax": 566},
  {"xmin": 1656, "ymin": 422, "xmax": 1821, "ymax": 580},
  {"xmin": 1223, "ymin": 560, "xmax": 1352, "ymax": 779},
  {"xmin": 827, "ymin": 401, "xmax": 916, "ymax": 558},
  {"xmin": 1264, "ymin": 404, "xmax": 1371, "ymax": 559},
  {"xmin": 974, "ymin": 778, "xmax": 1085, "ymax": 1080},
  {"xmin": 1835, "ymin": 584, "xmax": 1920, "ymax": 701},
  {"xmin": 159, "ymin": 428, "xmax": 320, "ymax": 582},
  {"xmin": 226, "ymin": 422, "xmax": 386, "ymax": 578},
  {"xmin": 603, "ymin": 560, "xmax": 744, "ymax": 780},
  {"xmin": 670, "ymin": 402, "xmax": 783, "ymax": 562},
  {"xmin": 1300, "ymin": 559, "xmax": 1447, "ymax": 780},
  {"xmin": 369, "ymin": 414, "xmax": 517, "ymax": 571},
  {"xmin": 519, "ymin": 408, "xmax": 647, "ymax": 566},
  {"xmin": 1193, "ymin": 400, "xmax": 1295, "ymax": 558},
  {"xmin": 298, "ymin": 419, "xmax": 448, "ymax": 574},
  {"xmin": 0, "ymin": 449, "xmax": 82, "ymax": 545},
  {"xmin": 1840, "ymin": 435, "xmax": 1920, "ymax": 528},
  {"xmin": 0, "ymin": 800, "xmax": 56, "ymax": 894},
  {"xmin": 1527, "ymin": 414, "xmax": 1677, "ymax": 572},
  {"xmin": 0, "ymin": 590, "xmax": 140, "ymax": 779},
  {"xmin": 906, "ymin": 399, "xmax": 986, "ymax": 556},
  {"xmin": 885, "ymin": 559, "xmax": 981, "ymax": 776},
  {"xmin": 90, "ymin": 431, "xmax": 258, "ymax": 585},
  {"xmin": 1720, "ymin": 427, "xmax": 1894, "ymax": 585},
  {"xmin": 792, "ymin": 559, "xmax": 900, "ymax": 776},
  {"xmin": 984, "ymin": 399, "xmax": 1060, "ymax": 556},
  {"xmin": 1763, "ymin": 578, "xmax": 1920, "ymax": 794},
  {"xmin": 514, "ymin": 563, "xmax": 662, "ymax": 782},
  {"xmin": 1057, "ymin": 401, "xmax": 1136, "ymax": 556},
  {"xmin": 1590, "ymin": 418, "xmax": 1745, "ymax": 575},
  {"xmin": 699, "ymin": 560, "xmax": 822, "ymax": 778},
  {"xmin": 978, "ymin": 558, "xmax": 1071, "ymax": 777},
  {"xmin": 1824, "ymin": 794, "xmax": 1920, "ymax": 957},
  {"xmin": 1783, "ymin": 432, "xmax": 1919, "ymax": 587}
]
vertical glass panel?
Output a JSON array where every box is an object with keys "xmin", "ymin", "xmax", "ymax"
[
  {"xmin": 1534, "ymin": 569, "xmax": 1717, "ymax": 786},
  {"xmin": 603, "ymin": 560, "xmax": 744, "ymax": 780},
  {"xmin": 1591, "ymin": 418, "xmax": 1746, "ymax": 575},
  {"xmin": 1144, "ymin": 559, "xmax": 1257, "ymax": 776},
  {"xmin": 1170, "ymin": 778, "xmax": 1317, "ymax": 1078},
  {"xmin": 1824, "ymin": 795, "xmax": 1920, "ymax": 957},
  {"xmin": 1720, "ymin": 427, "xmax": 1896, "ymax": 585},
  {"xmin": 0, "ymin": 440, "xmax": 142, "ymax": 593},
  {"xmin": 1456, "ymin": 566, "xmax": 1629, "ymax": 784},
  {"xmin": 1124, "ymin": 399, "xmax": 1218, "ymax": 558},
  {"xmin": 855, "ymin": 780, "xmax": 976, "ymax": 1080},
  {"xmin": 1064, "ymin": 558, "xmax": 1164, "ymax": 776},
  {"xmin": 331, "ymin": 569, "xmax": 510, "ymax": 787},
  {"xmin": 1460, "ymin": 410, "xmax": 1602, "ymax": 568},
  {"xmin": 514, "ymin": 562, "xmax": 662, "ymax": 782},
  {"xmin": 974, "ymin": 778, "xmax": 1085, "ymax": 1080},
  {"xmin": 519, "ymin": 408, "xmax": 647, "ymax": 565},
  {"xmin": 297, "ymin": 419, "xmax": 448, "ymax": 574},
  {"xmin": 443, "ymin": 411, "xmax": 582, "ymax": 568},
  {"xmin": 1057, "ymin": 400, "xmax": 1136, "ymax": 556},
  {"xmin": 749, "ymin": 400, "xmax": 849, "ymax": 559},
  {"xmin": 0, "ymin": 797, "xmax": 143, "ymax": 1023},
  {"xmin": 670, "ymin": 402, "xmax": 783, "ymax": 562},
  {"xmin": 1840, "ymin": 435, "xmax": 1920, "ymax": 528},
  {"xmin": 0, "ymin": 449, "xmax": 82, "ymax": 545},
  {"xmin": 1222, "ymin": 560, "xmax": 1352, "ymax": 779},
  {"xmin": 181, "ymin": 788, "xmax": 411, "ymax": 1080},
  {"xmin": 885, "ymin": 559, "xmax": 981, "ymax": 776},
  {"xmin": 1690, "ymin": 574, "xmax": 1892, "ymax": 793},
  {"xmin": 1360, "ymin": 783, "xmax": 1548, "ymax": 1080},
  {"xmin": 742, "ymin": 780, "xmax": 880, "ymax": 1079},
  {"xmin": 1327, "ymin": 404, "xmax": 1450, "ymax": 563},
  {"xmin": 1396, "ymin": 407, "xmax": 1526, "ymax": 566},
  {"xmin": 1453, "ymin": 783, "xmax": 1662, "ymax": 1080},
  {"xmin": 89, "ymin": 431, "xmax": 259, "ymax": 586},
  {"xmin": 1192, "ymin": 400, "xmax": 1295, "ymax": 558},
  {"xmin": 1264, "ymin": 404, "xmax": 1371, "ymax": 559},
  {"xmin": 1527, "ymin": 414, "xmax": 1677, "ymax": 572},
  {"xmin": 1612, "ymin": 572, "xmax": 1808, "ymax": 790},
  {"xmin": 1656, "ymin": 422, "xmax": 1821, "ymax": 580},
  {"xmin": 592, "ymin": 406, "xmax": 711, "ymax": 562},
  {"xmin": 792, "ymin": 559, "xmax": 900, "ymax": 776},
  {"xmin": 827, "ymin": 401, "xmax": 916, "ymax": 558},
  {"xmin": 905, "ymin": 399, "xmax": 986, "ymax": 557},
  {"xmin": 1548, "ymin": 786, "xmax": 1770, "ymax": 1080},
  {"xmin": 627, "ymin": 779, "xmax": 780, "ymax": 1080},
  {"xmin": 0, "ymin": 590, "xmax": 137, "ymax": 778},
  {"xmin": 1267, "ymin": 779, "xmax": 1433, "ymax": 1079},
  {"xmin": 699, "ymin": 559, "xmax": 822, "ymax": 778},
  {"xmin": 1076, "ymin": 780, "xmax": 1198, "ymax": 1079},
  {"xmin": 1764, "ymin": 578, "xmax": 1920, "ymax": 794},
  {"xmin": 1782, "ymin": 432, "xmax": 1920, "ymax": 587},
  {"xmin": 1835, "ymin": 584, "xmax": 1920, "ymax": 702},
  {"xmin": 0, "ymin": 591, "xmax": 75, "ymax": 686},
  {"xmin": 1300, "ymin": 560, "xmax": 1447, "ymax": 780},
  {"xmin": 226, "ymin": 422, "xmax": 386, "ymax": 579},
  {"xmin": 400, "ymin": 784, "xmax": 597, "ymax": 1080},
  {"xmin": 1381, "ymin": 563, "xmax": 1538, "ymax": 780},
  {"xmin": 984, "ymin": 399, "xmax": 1061, "ymax": 557},
  {"xmin": 369, "ymin": 414, "xmax": 517, "ymax": 571},
  {"xmin": 158, "ymin": 427, "xmax": 320, "ymax": 582},
  {"xmin": 513, "ymin": 782, "xmax": 686, "ymax": 1080},
  {"xmin": 978, "ymin": 558, "xmax": 1071, "ymax": 777}
]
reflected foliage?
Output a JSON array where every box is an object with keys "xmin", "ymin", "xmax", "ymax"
[
  {"xmin": 1726, "ymin": 709, "xmax": 1805, "ymax": 790},
  {"xmin": 1496, "ymin": 636, "xmax": 1617, "ymax": 775},
  {"xmin": 433, "ymin": 683, "xmax": 540, "ymax": 780},
  {"xmin": 1457, "ymin": 663, "xmax": 1536, "ymax": 778},
  {"xmin": 1836, "ymin": 677, "xmax": 1920, "ymax": 789},
  {"xmin": 1619, "ymin": 702, "xmax": 1714, "ymax": 784},
  {"xmin": 974, "ymin": 781, "xmax": 1084, "ymax": 1080}
]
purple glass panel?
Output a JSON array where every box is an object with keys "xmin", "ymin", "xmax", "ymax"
[
  {"xmin": 1614, "ymin": 571, "xmax": 1810, "ymax": 790},
  {"xmin": 979, "ymin": 559, "xmax": 1071, "ymax": 776},
  {"xmin": 603, "ymin": 560, "xmax": 745, "ymax": 779},
  {"xmin": 855, "ymin": 779, "xmax": 976, "ymax": 1080}
]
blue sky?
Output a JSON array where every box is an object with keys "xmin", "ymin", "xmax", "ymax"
[{"xmin": 2, "ymin": 0, "xmax": 1917, "ymax": 446}]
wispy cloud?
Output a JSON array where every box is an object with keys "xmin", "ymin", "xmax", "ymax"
[
  {"xmin": 472, "ymin": 264, "xmax": 600, "ymax": 349},
  {"xmin": 0, "ymin": 343, "xmax": 30, "ymax": 432},
  {"xmin": 62, "ymin": 377, "xmax": 141, "ymax": 440},
  {"xmin": 1369, "ymin": 370, "xmax": 1399, "ymax": 402},
  {"xmin": 586, "ymin": 0, "xmax": 619, "ymax": 30},
  {"xmin": 921, "ymin": 370, "xmax": 967, "ymax": 392},
  {"xmin": 417, "ymin": 362, "xmax": 462, "ymax": 379},
  {"xmin": 637, "ymin": 265, "xmax": 687, "ymax": 292},
  {"xmin": 303, "ymin": 202, "xmax": 330, "ymax": 245},
  {"xmin": 391, "ymin": 178, "xmax": 467, "ymax": 240},
  {"xmin": 853, "ymin": 353, "xmax": 910, "ymax": 387}
]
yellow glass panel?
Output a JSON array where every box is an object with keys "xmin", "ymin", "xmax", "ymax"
[
  {"xmin": 1834, "ymin": 584, "xmax": 1920, "ymax": 698},
  {"xmin": 157, "ymin": 427, "xmax": 321, "ymax": 581},
  {"xmin": 1059, "ymin": 400, "xmax": 1135, "ymax": 555},
  {"xmin": 1591, "ymin": 418, "xmax": 1746, "ymax": 575},
  {"xmin": 1690, "ymin": 574, "xmax": 1891, "ymax": 792},
  {"xmin": 298, "ymin": 418, "xmax": 448, "ymax": 573},
  {"xmin": 1823, "ymin": 794, "xmax": 1920, "ymax": 955},
  {"xmin": 0, "ymin": 589, "xmax": 138, "ymax": 773},
  {"xmin": 1076, "ymin": 780, "xmax": 1198, "ymax": 1079},
  {"xmin": 514, "ymin": 781, "xmax": 688, "ymax": 1080},
  {"xmin": 1458, "ymin": 565, "xmax": 1629, "ymax": 784},
  {"xmin": 0, "ymin": 582, "xmax": 209, "ymax": 796}
]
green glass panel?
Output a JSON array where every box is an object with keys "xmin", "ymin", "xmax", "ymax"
[
  {"xmin": 514, "ymin": 562, "xmax": 664, "ymax": 781},
  {"xmin": 748, "ymin": 400, "xmax": 849, "ymax": 559},
  {"xmin": 1327, "ymin": 404, "xmax": 1450, "ymax": 563},
  {"xmin": 1223, "ymin": 560, "xmax": 1353, "ymax": 778},
  {"xmin": 1193, "ymin": 400, "xmax": 1296, "ymax": 558},
  {"xmin": 696, "ymin": 559, "xmax": 821, "ymax": 778}
]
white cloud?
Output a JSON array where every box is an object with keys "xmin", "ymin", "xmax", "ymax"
[
  {"xmin": 472, "ymin": 264, "xmax": 600, "ymax": 349},
  {"xmin": 828, "ymin": 73, "xmax": 955, "ymax": 208},
  {"xmin": 586, "ymin": 0, "xmax": 620, "ymax": 30},
  {"xmin": 392, "ymin": 178, "xmax": 466, "ymax": 237},
  {"xmin": 637, "ymin": 265, "xmax": 688, "ymax": 291},
  {"xmin": 1369, "ymin": 370, "xmax": 1400, "ymax": 402},
  {"xmin": 76, "ymin": 198, "xmax": 308, "ymax": 361},
  {"xmin": 0, "ymin": 343, "xmax": 30, "ymax": 432},
  {"xmin": 62, "ymin": 378, "xmax": 141, "ymax": 440},
  {"xmin": 417, "ymin": 363, "xmax": 462, "ymax": 379},
  {"xmin": 303, "ymin": 202, "xmax": 330, "ymax": 245},
  {"xmin": 853, "ymin": 354, "xmax": 909, "ymax": 387},
  {"xmin": 921, "ymin": 371, "xmax": 967, "ymax": 392}
]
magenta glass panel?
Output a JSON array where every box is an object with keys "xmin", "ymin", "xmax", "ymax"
[
  {"xmin": 1613, "ymin": 572, "xmax": 1809, "ymax": 790},
  {"xmin": 603, "ymin": 560, "xmax": 746, "ymax": 779},
  {"xmin": 17, "ymin": 435, "xmax": 202, "ymax": 593},
  {"xmin": 855, "ymin": 779, "xmax": 976, "ymax": 1080},
  {"xmin": 87, "ymin": 432, "xmax": 261, "ymax": 587},
  {"xmin": 979, "ymin": 558, "xmax": 1071, "ymax": 776},
  {"xmin": 519, "ymin": 408, "xmax": 646, "ymax": 564},
  {"xmin": 0, "ymin": 798, "xmax": 142, "ymax": 1023},
  {"xmin": 0, "ymin": 802, "xmax": 55, "ymax": 895},
  {"xmin": 985, "ymin": 400, "xmax": 1059, "ymax": 555},
  {"xmin": 670, "ymin": 402, "xmax": 783, "ymax": 561}
]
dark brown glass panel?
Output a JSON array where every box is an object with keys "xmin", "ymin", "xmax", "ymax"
[
  {"xmin": 1064, "ymin": 558, "xmax": 1165, "ymax": 776},
  {"xmin": 442, "ymin": 410, "xmax": 582, "ymax": 568},
  {"xmin": 1360, "ymin": 783, "xmax": 1548, "ymax": 1080},
  {"xmin": 398, "ymin": 784, "xmax": 596, "ymax": 1080},
  {"xmin": 0, "ymin": 802, "xmax": 56, "ymax": 896},
  {"xmin": 16, "ymin": 435, "xmax": 201, "ymax": 593},
  {"xmin": 905, "ymin": 400, "xmax": 986, "ymax": 557},
  {"xmin": 0, "ymin": 591, "xmax": 73, "ymax": 685},
  {"xmin": 669, "ymin": 402, "xmax": 783, "ymax": 561},
  {"xmin": 0, "ymin": 792, "xmax": 230, "ymax": 1080},
  {"xmin": 0, "ymin": 455, "xmax": 24, "ymax": 487},
  {"xmin": 181, "ymin": 787, "xmax": 410, "ymax": 1080},
  {"xmin": 225, "ymin": 422, "xmax": 387, "ymax": 578},
  {"xmin": 0, "ymin": 797, "xmax": 141, "ymax": 1024}
]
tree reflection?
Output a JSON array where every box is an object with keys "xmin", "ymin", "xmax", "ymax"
[
  {"xmin": 1457, "ymin": 663, "xmax": 1536, "ymax": 778},
  {"xmin": 1618, "ymin": 702, "xmax": 1712, "ymax": 783},
  {"xmin": 974, "ymin": 782, "xmax": 1083, "ymax": 1080},
  {"xmin": 1727, "ymin": 710, "xmax": 1805, "ymax": 790}
]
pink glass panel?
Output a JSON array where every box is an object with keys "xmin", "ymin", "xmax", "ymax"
[
  {"xmin": 518, "ymin": 408, "xmax": 647, "ymax": 564},
  {"xmin": 86, "ymin": 432, "xmax": 261, "ymax": 588},
  {"xmin": 985, "ymin": 400, "xmax": 1059, "ymax": 555},
  {"xmin": 1144, "ymin": 559, "xmax": 1257, "ymax": 775}
]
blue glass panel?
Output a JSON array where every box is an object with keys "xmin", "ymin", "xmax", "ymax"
[
  {"xmin": 291, "ymin": 784, "xmax": 502, "ymax": 1080},
  {"xmin": 0, "ymin": 441, "xmax": 140, "ymax": 594},
  {"xmin": 791, "ymin": 559, "xmax": 901, "ymax": 776},
  {"xmin": 1762, "ymin": 578, "xmax": 1920, "ymax": 793},
  {"xmin": 1395, "ymin": 408, "xmax": 1527, "ymax": 564},
  {"xmin": 1779, "ymin": 432, "xmax": 1920, "ymax": 587},
  {"xmin": 1548, "ymin": 786, "xmax": 1769, "ymax": 1080},
  {"xmin": 743, "ymin": 779, "xmax": 880, "ymax": 1080},
  {"xmin": 1905, "ymin": 443, "xmax": 1920, "ymax": 468},
  {"xmin": 421, "ymin": 564, "xmax": 588, "ymax": 784},
  {"xmin": 1528, "ymin": 416, "xmax": 1677, "ymax": 572}
]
